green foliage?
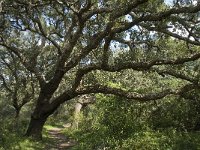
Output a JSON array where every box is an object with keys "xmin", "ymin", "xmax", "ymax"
[
  {"xmin": 0, "ymin": 134, "xmax": 45, "ymax": 150},
  {"xmin": 120, "ymin": 129, "xmax": 200, "ymax": 150},
  {"xmin": 0, "ymin": 117, "xmax": 45, "ymax": 150},
  {"xmin": 66, "ymin": 95, "xmax": 151, "ymax": 149},
  {"xmin": 150, "ymin": 90, "xmax": 200, "ymax": 131},
  {"xmin": 0, "ymin": 94, "xmax": 44, "ymax": 149},
  {"xmin": 66, "ymin": 94, "xmax": 200, "ymax": 150}
]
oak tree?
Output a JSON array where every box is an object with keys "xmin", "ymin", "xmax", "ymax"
[{"xmin": 0, "ymin": 0, "xmax": 200, "ymax": 139}]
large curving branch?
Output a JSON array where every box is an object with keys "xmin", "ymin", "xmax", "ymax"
[
  {"xmin": 51, "ymin": 82, "xmax": 197, "ymax": 113},
  {"xmin": 112, "ymin": 3, "xmax": 200, "ymax": 34},
  {"xmin": 65, "ymin": 3, "xmax": 200, "ymax": 74},
  {"xmin": 76, "ymin": 84, "xmax": 173, "ymax": 101},
  {"xmin": 152, "ymin": 68, "xmax": 199, "ymax": 85},
  {"xmin": 64, "ymin": 22, "xmax": 114, "ymax": 72},
  {"xmin": 140, "ymin": 24, "xmax": 200, "ymax": 46},
  {"xmin": 63, "ymin": 1, "xmax": 151, "ymax": 72},
  {"xmin": 71, "ymin": 52, "xmax": 200, "ymax": 91},
  {"xmin": 47, "ymin": 82, "xmax": 194, "ymax": 117}
]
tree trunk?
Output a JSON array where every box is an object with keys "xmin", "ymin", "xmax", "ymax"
[
  {"xmin": 25, "ymin": 88, "xmax": 73, "ymax": 139},
  {"xmin": 73, "ymin": 102, "xmax": 83, "ymax": 129},
  {"xmin": 25, "ymin": 97, "xmax": 60, "ymax": 139},
  {"xmin": 15, "ymin": 107, "xmax": 20, "ymax": 118},
  {"xmin": 14, "ymin": 109, "xmax": 20, "ymax": 132},
  {"xmin": 72, "ymin": 95, "xmax": 96, "ymax": 129},
  {"xmin": 25, "ymin": 115, "xmax": 47, "ymax": 140},
  {"xmin": 25, "ymin": 91, "xmax": 52, "ymax": 140}
]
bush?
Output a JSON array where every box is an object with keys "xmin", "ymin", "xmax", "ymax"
[{"xmin": 67, "ymin": 95, "xmax": 200, "ymax": 150}]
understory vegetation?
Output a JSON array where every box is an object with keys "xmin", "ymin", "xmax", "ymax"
[
  {"xmin": 65, "ymin": 94, "xmax": 200, "ymax": 150},
  {"xmin": 1, "ymin": 92, "xmax": 200, "ymax": 149}
]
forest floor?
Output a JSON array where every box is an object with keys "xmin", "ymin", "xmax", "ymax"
[{"xmin": 45, "ymin": 125, "xmax": 76, "ymax": 150}]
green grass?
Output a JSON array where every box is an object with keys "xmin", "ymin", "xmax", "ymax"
[
  {"xmin": 0, "ymin": 124, "xmax": 56, "ymax": 150},
  {"xmin": 1, "ymin": 122, "xmax": 200, "ymax": 150},
  {"xmin": 64, "ymin": 126, "xmax": 200, "ymax": 150},
  {"xmin": 0, "ymin": 134, "xmax": 45, "ymax": 150}
]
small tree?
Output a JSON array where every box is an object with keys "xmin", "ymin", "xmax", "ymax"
[{"xmin": 0, "ymin": 50, "xmax": 35, "ymax": 118}]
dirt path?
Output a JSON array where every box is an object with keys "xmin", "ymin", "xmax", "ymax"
[{"xmin": 45, "ymin": 126, "xmax": 76, "ymax": 150}]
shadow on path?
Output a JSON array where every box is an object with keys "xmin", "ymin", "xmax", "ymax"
[{"xmin": 45, "ymin": 125, "xmax": 76, "ymax": 150}]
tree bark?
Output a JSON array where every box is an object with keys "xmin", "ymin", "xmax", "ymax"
[
  {"xmin": 25, "ymin": 92, "xmax": 62, "ymax": 140},
  {"xmin": 25, "ymin": 90, "xmax": 53, "ymax": 139},
  {"xmin": 25, "ymin": 87, "xmax": 76, "ymax": 139},
  {"xmin": 14, "ymin": 107, "xmax": 20, "ymax": 118},
  {"xmin": 72, "ymin": 95, "xmax": 96, "ymax": 129},
  {"xmin": 13, "ymin": 108, "xmax": 20, "ymax": 132},
  {"xmin": 25, "ymin": 115, "xmax": 47, "ymax": 140},
  {"xmin": 73, "ymin": 102, "xmax": 83, "ymax": 129}
]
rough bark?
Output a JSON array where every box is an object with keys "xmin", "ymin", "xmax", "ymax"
[
  {"xmin": 25, "ymin": 115, "xmax": 47, "ymax": 140},
  {"xmin": 25, "ymin": 92, "xmax": 66, "ymax": 139},
  {"xmin": 14, "ymin": 108, "xmax": 20, "ymax": 118},
  {"xmin": 72, "ymin": 95, "xmax": 95, "ymax": 129},
  {"xmin": 25, "ymin": 93, "xmax": 51, "ymax": 139},
  {"xmin": 73, "ymin": 102, "xmax": 83, "ymax": 129}
]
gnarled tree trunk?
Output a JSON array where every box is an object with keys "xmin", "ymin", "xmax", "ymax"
[
  {"xmin": 25, "ymin": 94, "xmax": 52, "ymax": 139},
  {"xmin": 25, "ymin": 92, "xmax": 65, "ymax": 139},
  {"xmin": 25, "ymin": 115, "xmax": 47, "ymax": 139},
  {"xmin": 73, "ymin": 102, "xmax": 83, "ymax": 129},
  {"xmin": 72, "ymin": 95, "xmax": 96, "ymax": 129}
]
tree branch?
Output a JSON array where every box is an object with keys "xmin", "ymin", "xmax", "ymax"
[
  {"xmin": 0, "ymin": 44, "xmax": 46, "ymax": 86},
  {"xmin": 71, "ymin": 52, "xmax": 200, "ymax": 92},
  {"xmin": 153, "ymin": 68, "xmax": 199, "ymax": 85},
  {"xmin": 0, "ymin": 74, "xmax": 12, "ymax": 93},
  {"xmin": 111, "ymin": 3, "xmax": 200, "ymax": 34},
  {"xmin": 76, "ymin": 84, "xmax": 173, "ymax": 101},
  {"xmin": 141, "ymin": 24, "xmax": 200, "ymax": 46}
]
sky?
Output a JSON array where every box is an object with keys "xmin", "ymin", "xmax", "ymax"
[
  {"xmin": 164, "ymin": 0, "xmax": 198, "ymax": 5},
  {"xmin": 165, "ymin": 0, "xmax": 173, "ymax": 5}
]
